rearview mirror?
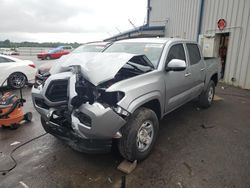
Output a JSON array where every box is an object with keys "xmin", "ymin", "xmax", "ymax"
[{"xmin": 166, "ymin": 59, "xmax": 186, "ymax": 72}]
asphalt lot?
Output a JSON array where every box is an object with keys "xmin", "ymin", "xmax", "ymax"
[{"xmin": 0, "ymin": 56, "xmax": 250, "ymax": 188}]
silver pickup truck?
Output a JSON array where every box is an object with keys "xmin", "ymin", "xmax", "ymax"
[{"xmin": 32, "ymin": 38, "xmax": 220, "ymax": 161}]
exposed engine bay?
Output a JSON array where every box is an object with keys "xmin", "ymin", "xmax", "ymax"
[{"xmin": 69, "ymin": 55, "xmax": 154, "ymax": 109}]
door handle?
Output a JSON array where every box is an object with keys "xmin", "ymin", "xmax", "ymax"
[
  {"xmin": 201, "ymin": 68, "xmax": 205, "ymax": 71},
  {"xmin": 185, "ymin": 73, "xmax": 191, "ymax": 77}
]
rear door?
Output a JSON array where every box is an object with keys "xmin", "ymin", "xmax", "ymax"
[
  {"xmin": 163, "ymin": 43, "xmax": 193, "ymax": 113},
  {"xmin": 185, "ymin": 43, "xmax": 205, "ymax": 98}
]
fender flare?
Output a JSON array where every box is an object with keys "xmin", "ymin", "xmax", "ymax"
[{"xmin": 126, "ymin": 91, "xmax": 163, "ymax": 116}]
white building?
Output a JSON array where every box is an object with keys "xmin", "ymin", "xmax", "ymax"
[{"xmin": 106, "ymin": 0, "xmax": 250, "ymax": 89}]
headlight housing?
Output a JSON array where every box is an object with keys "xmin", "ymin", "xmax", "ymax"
[{"xmin": 98, "ymin": 91, "xmax": 125, "ymax": 107}]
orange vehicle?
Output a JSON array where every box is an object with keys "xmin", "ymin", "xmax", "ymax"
[{"xmin": 0, "ymin": 91, "xmax": 32, "ymax": 129}]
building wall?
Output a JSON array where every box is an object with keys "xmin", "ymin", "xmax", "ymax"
[
  {"xmin": 202, "ymin": 0, "xmax": 250, "ymax": 89},
  {"xmin": 149, "ymin": 0, "xmax": 250, "ymax": 89},
  {"xmin": 149, "ymin": 0, "xmax": 200, "ymax": 40}
]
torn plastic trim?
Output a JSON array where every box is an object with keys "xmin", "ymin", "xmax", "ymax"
[
  {"xmin": 71, "ymin": 102, "xmax": 127, "ymax": 139},
  {"xmin": 113, "ymin": 105, "xmax": 130, "ymax": 117}
]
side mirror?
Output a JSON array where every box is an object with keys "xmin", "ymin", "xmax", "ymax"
[{"xmin": 166, "ymin": 59, "xmax": 187, "ymax": 72}]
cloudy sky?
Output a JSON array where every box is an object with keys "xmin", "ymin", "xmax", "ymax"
[{"xmin": 0, "ymin": 0, "xmax": 147, "ymax": 43}]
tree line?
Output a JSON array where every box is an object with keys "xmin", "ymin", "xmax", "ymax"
[{"xmin": 0, "ymin": 39, "xmax": 81, "ymax": 48}]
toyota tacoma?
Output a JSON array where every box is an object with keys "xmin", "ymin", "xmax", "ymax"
[{"xmin": 32, "ymin": 38, "xmax": 220, "ymax": 161}]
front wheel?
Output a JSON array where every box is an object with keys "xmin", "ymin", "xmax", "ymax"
[
  {"xmin": 198, "ymin": 80, "xmax": 215, "ymax": 108},
  {"xmin": 118, "ymin": 107, "xmax": 159, "ymax": 161}
]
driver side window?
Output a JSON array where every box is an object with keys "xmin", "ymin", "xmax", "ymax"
[{"xmin": 166, "ymin": 44, "xmax": 186, "ymax": 64}]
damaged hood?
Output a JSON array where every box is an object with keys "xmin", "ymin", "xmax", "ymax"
[{"xmin": 50, "ymin": 52, "xmax": 151, "ymax": 86}]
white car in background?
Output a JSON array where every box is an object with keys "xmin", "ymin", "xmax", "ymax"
[{"xmin": 0, "ymin": 54, "xmax": 37, "ymax": 89}]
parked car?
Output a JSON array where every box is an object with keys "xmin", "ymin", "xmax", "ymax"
[
  {"xmin": 0, "ymin": 50, "xmax": 19, "ymax": 56},
  {"xmin": 32, "ymin": 38, "xmax": 220, "ymax": 161},
  {"xmin": 34, "ymin": 42, "xmax": 111, "ymax": 87},
  {"xmin": 0, "ymin": 54, "xmax": 36, "ymax": 88},
  {"xmin": 37, "ymin": 46, "xmax": 73, "ymax": 60}
]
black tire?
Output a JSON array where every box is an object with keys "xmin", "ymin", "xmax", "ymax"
[
  {"xmin": 46, "ymin": 55, "xmax": 51, "ymax": 60},
  {"xmin": 1, "ymin": 125, "xmax": 8, "ymax": 129},
  {"xmin": 24, "ymin": 112, "xmax": 32, "ymax": 122},
  {"xmin": 10, "ymin": 123, "xmax": 19, "ymax": 130},
  {"xmin": 118, "ymin": 107, "xmax": 159, "ymax": 161},
  {"xmin": 199, "ymin": 80, "xmax": 215, "ymax": 108},
  {"xmin": 7, "ymin": 72, "xmax": 27, "ymax": 89}
]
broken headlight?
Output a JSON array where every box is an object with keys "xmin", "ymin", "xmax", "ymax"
[
  {"xmin": 98, "ymin": 91, "xmax": 129, "ymax": 117},
  {"xmin": 98, "ymin": 91, "xmax": 125, "ymax": 107},
  {"xmin": 114, "ymin": 106, "xmax": 130, "ymax": 116}
]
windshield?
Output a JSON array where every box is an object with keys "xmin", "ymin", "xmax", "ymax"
[
  {"xmin": 104, "ymin": 42, "xmax": 164, "ymax": 68},
  {"xmin": 73, "ymin": 44, "xmax": 106, "ymax": 53},
  {"xmin": 48, "ymin": 47, "xmax": 62, "ymax": 53}
]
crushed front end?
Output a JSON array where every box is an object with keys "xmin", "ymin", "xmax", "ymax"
[
  {"xmin": 32, "ymin": 68, "xmax": 128, "ymax": 153},
  {"xmin": 32, "ymin": 52, "xmax": 154, "ymax": 153}
]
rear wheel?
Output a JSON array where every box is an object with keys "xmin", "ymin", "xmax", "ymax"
[
  {"xmin": 118, "ymin": 107, "xmax": 159, "ymax": 161},
  {"xmin": 46, "ymin": 55, "xmax": 51, "ymax": 60},
  {"xmin": 10, "ymin": 124, "xmax": 20, "ymax": 130},
  {"xmin": 24, "ymin": 112, "xmax": 32, "ymax": 122},
  {"xmin": 198, "ymin": 80, "xmax": 215, "ymax": 108},
  {"xmin": 7, "ymin": 72, "xmax": 27, "ymax": 89}
]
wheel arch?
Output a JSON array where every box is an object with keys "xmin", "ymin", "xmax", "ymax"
[
  {"xmin": 126, "ymin": 91, "xmax": 163, "ymax": 120},
  {"xmin": 140, "ymin": 99, "xmax": 161, "ymax": 120},
  {"xmin": 210, "ymin": 73, "xmax": 218, "ymax": 86},
  {"xmin": 204, "ymin": 72, "xmax": 218, "ymax": 91}
]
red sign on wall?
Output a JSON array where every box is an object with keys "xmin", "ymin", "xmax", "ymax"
[{"xmin": 217, "ymin": 19, "xmax": 226, "ymax": 31}]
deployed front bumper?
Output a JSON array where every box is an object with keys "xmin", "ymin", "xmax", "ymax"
[{"xmin": 40, "ymin": 117, "xmax": 113, "ymax": 153}]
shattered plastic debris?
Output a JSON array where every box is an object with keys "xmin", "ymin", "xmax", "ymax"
[
  {"xmin": 177, "ymin": 182, "xmax": 184, "ymax": 188},
  {"xmin": 10, "ymin": 141, "xmax": 20, "ymax": 146},
  {"xmin": 107, "ymin": 177, "xmax": 113, "ymax": 184},
  {"xmin": 201, "ymin": 124, "xmax": 215, "ymax": 129},
  {"xmin": 19, "ymin": 181, "xmax": 29, "ymax": 188},
  {"xmin": 183, "ymin": 162, "xmax": 193, "ymax": 176}
]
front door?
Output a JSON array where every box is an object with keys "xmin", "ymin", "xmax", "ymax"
[{"xmin": 163, "ymin": 43, "xmax": 193, "ymax": 113}]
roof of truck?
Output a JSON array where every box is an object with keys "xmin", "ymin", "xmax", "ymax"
[{"xmin": 115, "ymin": 37, "xmax": 192, "ymax": 44}]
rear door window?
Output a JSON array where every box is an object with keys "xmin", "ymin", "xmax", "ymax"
[{"xmin": 186, "ymin": 44, "xmax": 201, "ymax": 65}]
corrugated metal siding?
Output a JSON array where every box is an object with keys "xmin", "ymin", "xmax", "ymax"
[
  {"xmin": 149, "ymin": 0, "xmax": 250, "ymax": 89},
  {"xmin": 202, "ymin": 0, "xmax": 250, "ymax": 89},
  {"xmin": 149, "ymin": 0, "xmax": 200, "ymax": 40}
]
